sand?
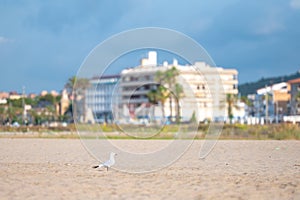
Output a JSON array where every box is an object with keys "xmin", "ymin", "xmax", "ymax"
[{"xmin": 0, "ymin": 138, "xmax": 299, "ymax": 199}]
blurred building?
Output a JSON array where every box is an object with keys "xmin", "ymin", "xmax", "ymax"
[
  {"xmin": 9, "ymin": 91, "xmax": 23, "ymax": 100},
  {"xmin": 0, "ymin": 92, "xmax": 9, "ymax": 99},
  {"xmin": 0, "ymin": 92, "xmax": 9, "ymax": 105},
  {"xmin": 287, "ymin": 78, "xmax": 300, "ymax": 115},
  {"xmin": 56, "ymin": 89, "xmax": 70, "ymax": 116},
  {"xmin": 118, "ymin": 51, "xmax": 239, "ymax": 123},
  {"xmin": 248, "ymin": 82, "xmax": 290, "ymax": 123},
  {"xmin": 40, "ymin": 90, "xmax": 48, "ymax": 96},
  {"xmin": 28, "ymin": 93, "xmax": 36, "ymax": 99},
  {"xmin": 85, "ymin": 75, "xmax": 120, "ymax": 123},
  {"xmin": 50, "ymin": 90, "xmax": 59, "ymax": 97}
]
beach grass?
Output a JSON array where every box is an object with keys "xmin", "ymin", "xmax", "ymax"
[{"xmin": 0, "ymin": 123, "xmax": 299, "ymax": 140}]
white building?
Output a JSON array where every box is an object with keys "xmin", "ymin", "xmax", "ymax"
[
  {"xmin": 287, "ymin": 78, "xmax": 300, "ymax": 115},
  {"xmin": 246, "ymin": 82, "xmax": 289, "ymax": 124},
  {"xmin": 118, "ymin": 51, "xmax": 239, "ymax": 123},
  {"xmin": 85, "ymin": 75, "xmax": 120, "ymax": 123}
]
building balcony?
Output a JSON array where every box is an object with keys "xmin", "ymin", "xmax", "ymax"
[
  {"xmin": 121, "ymin": 90, "xmax": 149, "ymax": 95},
  {"xmin": 120, "ymin": 97, "xmax": 149, "ymax": 104},
  {"xmin": 120, "ymin": 80, "xmax": 154, "ymax": 87}
]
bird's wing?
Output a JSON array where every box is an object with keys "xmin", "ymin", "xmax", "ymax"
[
  {"xmin": 103, "ymin": 160, "xmax": 111, "ymax": 167},
  {"xmin": 103, "ymin": 159, "xmax": 115, "ymax": 167}
]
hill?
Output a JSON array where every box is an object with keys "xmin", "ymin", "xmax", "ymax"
[{"xmin": 238, "ymin": 71, "xmax": 300, "ymax": 96}]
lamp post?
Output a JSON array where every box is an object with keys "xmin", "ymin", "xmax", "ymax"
[{"xmin": 275, "ymin": 101, "xmax": 278, "ymax": 124}]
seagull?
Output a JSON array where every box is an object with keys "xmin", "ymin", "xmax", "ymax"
[{"xmin": 93, "ymin": 152, "xmax": 117, "ymax": 171}]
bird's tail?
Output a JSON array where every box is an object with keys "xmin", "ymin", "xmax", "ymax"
[{"xmin": 92, "ymin": 164, "xmax": 104, "ymax": 169}]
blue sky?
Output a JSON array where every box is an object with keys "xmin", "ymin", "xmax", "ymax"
[{"xmin": 0, "ymin": 0, "xmax": 300, "ymax": 93}]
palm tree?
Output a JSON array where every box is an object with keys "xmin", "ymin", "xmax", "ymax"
[
  {"xmin": 240, "ymin": 96, "xmax": 252, "ymax": 107},
  {"xmin": 165, "ymin": 66, "xmax": 179, "ymax": 121},
  {"xmin": 65, "ymin": 76, "xmax": 90, "ymax": 98},
  {"xmin": 147, "ymin": 89, "xmax": 158, "ymax": 104},
  {"xmin": 154, "ymin": 71, "xmax": 167, "ymax": 120},
  {"xmin": 64, "ymin": 76, "xmax": 76, "ymax": 97},
  {"xmin": 261, "ymin": 92, "xmax": 272, "ymax": 122},
  {"xmin": 154, "ymin": 70, "xmax": 165, "ymax": 84},
  {"xmin": 7, "ymin": 101, "xmax": 14, "ymax": 125},
  {"xmin": 147, "ymin": 88, "xmax": 158, "ymax": 123},
  {"xmin": 146, "ymin": 85, "xmax": 169, "ymax": 121},
  {"xmin": 173, "ymin": 83, "xmax": 184, "ymax": 123},
  {"xmin": 0, "ymin": 106, "xmax": 8, "ymax": 125},
  {"xmin": 226, "ymin": 93, "xmax": 238, "ymax": 124},
  {"xmin": 157, "ymin": 85, "xmax": 169, "ymax": 121},
  {"xmin": 240, "ymin": 95, "xmax": 255, "ymax": 116},
  {"xmin": 154, "ymin": 67, "xmax": 180, "ymax": 122},
  {"xmin": 65, "ymin": 76, "xmax": 90, "ymax": 123}
]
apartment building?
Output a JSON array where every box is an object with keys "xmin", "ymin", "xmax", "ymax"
[
  {"xmin": 253, "ymin": 82, "xmax": 290, "ymax": 123},
  {"xmin": 288, "ymin": 78, "xmax": 300, "ymax": 115},
  {"xmin": 85, "ymin": 75, "xmax": 120, "ymax": 123},
  {"xmin": 118, "ymin": 51, "xmax": 239, "ymax": 123}
]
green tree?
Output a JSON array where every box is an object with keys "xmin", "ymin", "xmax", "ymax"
[
  {"xmin": 226, "ymin": 94, "xmax": 238, "ymax": 124},
  {"xmin": 24, "ymin": 97, "xmax": 38, "ymax": 107},
  {"xmin": 147, "ymin": 89, "xmax": 158, "ymax": 104},
  {"xmin": 190, "ymin": 111, "xmax": 197, "ymax": 123},
  {"xmin": 147, "ymin": 88, "xmax": 158, "ymax": 124},
  {"xmin": 8, "ymin": 102, "xmax": 21, "ymax": 124},
  {"xmin": 174, "ymin": 83, "xmax": 184, "ymax": 123},
  {"xmin": 8, "ymin": 99, "xmax": 23, "ymax": 108},
  {"xmin": 65, "ymin": 76, "xmax": 77, "ymax": 96},
  {"xmin": 240, "ymin": 96, "xmax": 253, "ymax": 107},
  {"xmin": 0, "ymin": 106, "xmax": 7, "ymax": 125},
  {"xmin": 39, "ymin": 94, "xmax": 57, "ymax": 105},
  {"xmin": 65, "ymin": 76, "xmax": 90, "ymax": 123},
  {"xmin": 153, "ymin": 71, "xmax": 169, "ymax": 120},
  {"xmin": 154, "ymin": 67, "xmax": 181, "ymax": 122},
  {"xmin": 147, "ymin": 85, "xmax": 169, "ymax": 120},
  {"xmin": 28, "ymin": 109, "xmax": 40, "ymax": 125},
  {"xmin": 154, "ymin": 70, "xmax": 165, "ymax": 84},
  {"xmin": 165, "ymin": 67, "xmax": 179, "ymax": 121}
]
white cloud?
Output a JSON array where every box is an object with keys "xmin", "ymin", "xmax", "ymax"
[
  {"xmin": 290, "ymin": 0, "xmax": 300, "ymax": 9},
  {"xmin": 0, "ymin": 36, "xmax": 14, "ymax": 44}
]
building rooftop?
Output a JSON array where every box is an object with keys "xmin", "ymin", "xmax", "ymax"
[
  {"xmin": 257, "ymin": 82, "xmax": 288, "ymax": 95},
  {"xmin": 288, "ymin": 78, "xmax": 300, "ymax": 84}
]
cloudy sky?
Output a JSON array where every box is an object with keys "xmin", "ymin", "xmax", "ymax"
[{"xmin": 0, "ymin": 0, "xmax": 300, "ymax": 93}]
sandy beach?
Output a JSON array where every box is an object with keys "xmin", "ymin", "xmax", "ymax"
[{"xmin": 0, "ymin": 138, "xmax": 299, "ymax": 200}]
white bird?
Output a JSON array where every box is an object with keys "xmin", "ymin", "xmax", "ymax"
[{"xmin": 93, "ymin": 152, "xmax": 117, "ymax": 171}]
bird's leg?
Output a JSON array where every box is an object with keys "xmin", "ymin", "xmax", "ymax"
[{"xmin": 106, "ymin": 166, "xmax": 108, "ymax": 171}]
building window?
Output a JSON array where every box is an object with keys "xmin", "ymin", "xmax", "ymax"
[
  {"xmin": 124, "ymin": 77, "xmax": 130, "ymax": 82},
  {"xmin": 130, "ymin": 76, "xmax": 138, "ymax": 81},
  {"xmin": 197, "ymin": 85, "xmax": 205, "ymax": 90},
  {"xmin": 139, "ymin": 86, "xmax": 145, "ymax": 91}
]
